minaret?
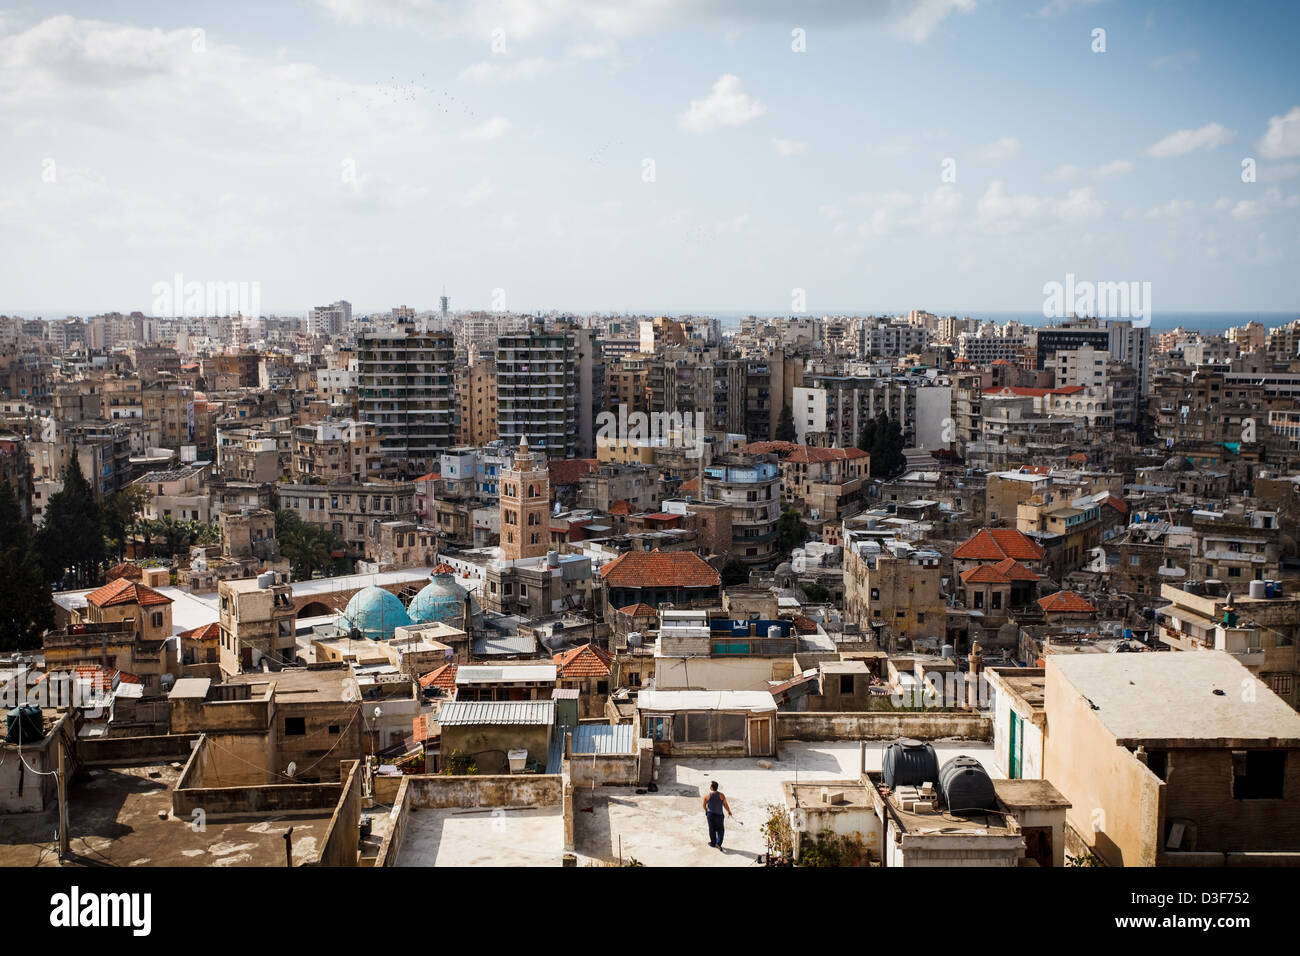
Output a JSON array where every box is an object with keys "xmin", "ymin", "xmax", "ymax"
[{"xmin": 499, "ymin": 435, "xmax": 550, "ymax": 561}]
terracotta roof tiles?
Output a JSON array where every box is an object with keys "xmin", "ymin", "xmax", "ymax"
[
  {"xmin": 553, "ymin": 643, "xmax": 614, "ymax": 678},
  {"xmin": 598, "ymin": 550, "xmax": 721, "ymax": 589},
  {"xmin": 86, "ymin": 577, "xmax": 173, "ymax": 609}
]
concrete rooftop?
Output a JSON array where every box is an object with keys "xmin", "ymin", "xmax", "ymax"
[
  {"xmin": 394, "ymin": 806, "xmax": 563, "ymax": 867},
  {"xmin": 572, "ymin": 739, "xmax": 998, "ymax": 867},
  {"xmin": 0, "ymin": 763, "xmax": 336, "ymax": 867},
  {"xmin": 1051, "ymin": 652, "xmax": 1300, "ymax": 745}
]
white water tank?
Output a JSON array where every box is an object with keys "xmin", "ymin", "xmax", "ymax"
[
  {"xmin": 257, "ymin": 571, "xmax": 276, "ymax": 589},
  {"xmin": 1248, "ymin": 579, "xmax": 1268, "ymax": 600},
  {"xmin": 507, "ymin": 749, "xmax": 528, "ymax": 773}
]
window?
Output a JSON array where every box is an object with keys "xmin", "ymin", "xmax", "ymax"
[
  {"xmin": 151, "ymin": 612, "xmax": 164, "ymax": 628},
  {"xmin": 284, "ymin": 717, "xmax": 306, "ymax": 736},
  {"xmin": 839, "ymin": 674, "xmax": 855, "ymax": 695},
  {"xmin": 328, "ymin": 724, "xmax": 340, "ymax": 735},
  {"xmin": 1232, "ymin": 750, "xmax": 1285, "ymax": 799},
  {"xmin": 1146, "ymin": 750, "xmax": 1168, "ymax": 781}
]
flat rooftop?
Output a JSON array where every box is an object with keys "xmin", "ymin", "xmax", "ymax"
[
  {"xmin": 225, "ymin": 665, "xmax": 359, "ymax": 703},
  {"xmin": 394, "ymin": 806, "xmax": 563, "ymax": 867},
  {"xmin": 1052, "ymin": 652, "xmax": 1300, "ymax": 746},
  {"xmin": 0, "ymin": 763, "xmax": 336, "ymax": 867},
  {"xmin": 572, "ymin": 739, "xmax": 998, "ymax": 867}
]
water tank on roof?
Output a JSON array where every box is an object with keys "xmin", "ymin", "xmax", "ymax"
[
  {"xmin": 883, "ymin": 739, "xmax": 939, "ymax": 790},
  {"xmin": 257, "ymin": 571, "xmax": 275, "ymax": 589},
  {"xmin": 1249, "ymin": 580, "xmax": 1267, "ymax": 600},
  {"xmin": 767, "ymin": 625, "xmax": 782, "ymax": 640},
  {"xmin": 941, "ymin": 644, "xmax": 955, "ymax": 661},
  {"xmin": 6, "ymin": 705, "xmax": 43, "ymax": 745},
  {"xmin": 939, "ymin": 755, "xmax": 997, "ymax": 813},
  {"xmin": 627, "ymin": 632, "xmax": 642, "ymax": 647}
]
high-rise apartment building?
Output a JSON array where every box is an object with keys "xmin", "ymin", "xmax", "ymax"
[
  {"xmin": 454, "ymin": 348, "xmax": 498, "ymax": 446},
  {"xmin": 497, "ymin": 323, "xmax": 593, "ymax": 459},
  {"xmin": 357, "ymin": 325, "xmax": 455, "ymax": 477}
]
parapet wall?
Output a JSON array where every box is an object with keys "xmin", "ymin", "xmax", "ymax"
[{"xmin": 776, "ymin": 711, "xmax": 992, "ymax": 742}]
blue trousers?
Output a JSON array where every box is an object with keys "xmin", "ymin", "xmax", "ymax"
[{"xmin": 707, "ymin": 811, "xmax": 725, "ymax": 847}]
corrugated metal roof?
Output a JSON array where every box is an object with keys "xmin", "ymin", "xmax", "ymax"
[
  {"xmin": 472, "ymin": 635, "xmax": 538, "ymax": 656},
  {"xmin": 571, "ymin": 723, "xmax": 636, "ymax": 755},
  {"xmin": 438, "ymin": 699, "xmax": 556, "ymax": 726},
  {"xmin": 456, "ymin": 664, "xmax": 556, "ymax": 683},
  {"xmin": 545, "ymin": 723, "xmax": 637, "ymax": 773},
  {"xmin": 637, "ymin": 690, "xmax": 777, "ymax": 713}
]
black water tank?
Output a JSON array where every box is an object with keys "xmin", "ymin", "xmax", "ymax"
[
  {"xmin": 939, "ymin": 755, "xmax": 997, "ymax": 813},
  {"xmin": 6, "ymin": 705, "xmax": 43, "ymax": 745},
  {"xmin": 883, "ymin": 739, "xmax": 939, "ymax": 789}
]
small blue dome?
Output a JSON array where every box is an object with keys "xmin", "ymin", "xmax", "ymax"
[
  {"xmin": 409, "ymin": 567, "xmax": 468, "ymax": 625},
  {"xmin": 339, "ymin": 585, "xmax": 412, "ymax": 641}
]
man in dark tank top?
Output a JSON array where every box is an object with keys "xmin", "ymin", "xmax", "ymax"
[{"xmin": 702, "ymin": 780, "xmax": 733, "ymax": 848}]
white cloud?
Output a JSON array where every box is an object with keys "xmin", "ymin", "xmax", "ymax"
[
  {"xmin": 460, "ymin": 115, "xmax": 511, "ymax": 141},
  {"xmin": 977, "ymin": 181, "xmax": 1103, "ymax": 233},
  {"xmin": 1045, "ymin": 164, "xmax": 1082, "ymax": 183},
  {"xmin": 1145, "ymin": 122, "xmax": 1236, "ymax": 158},
  {"xmin": 312, "ymin": 0, "xmax": 975, "ymax": 44},
  {"xmin": 1095, "ymin": 159, "xmax": 1134, "ymax": 178},
  {"xmin": 973, "ymin": 136, "xmax": 1020, "ymax": 161},
  {"xmin": 1144, "ymin": 199, "xmax": 1194, "ymax": 219},
  {"xmin": 1229, "ymin": 188, "xmax": 1300, "ymax": 221},
  {"xmin": 460, "ymin": 58, "xmax": 554, "ymax": 82},
  {"xmin": 1031, "ymin": 0, "xmax": 1103, "ymax": 17},
  {"xmin": 678, "ymin": 74, "xmax": 765, "ymax": 133},
  {"xmin": 771, "ymin": 137, "xmax": 807, "ymax": 157},
  {"xmin": 1259, "ymin": 106, "xmax": 1300, "ymax": 160},
  {"xmin": 460, "ymin": 179, "xmax": 497, "ymax": 206}
]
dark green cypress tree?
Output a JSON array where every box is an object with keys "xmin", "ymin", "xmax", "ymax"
[
  {"xmin": 36, "ymin": 454, "xmax": 106, "ymax": 589},
  {"xmin": 0, "ymin": 480, "xmax": 54, "ymax": 651}
]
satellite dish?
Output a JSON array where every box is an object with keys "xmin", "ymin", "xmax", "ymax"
[{"xmin": 286, "ymin": 762, "xmax": 297, "ymax": 778}]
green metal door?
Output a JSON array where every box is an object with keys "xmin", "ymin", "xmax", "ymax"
[{"xmin": 1009, "ymin": 711, "xmax": 1022, "ymax": 779}]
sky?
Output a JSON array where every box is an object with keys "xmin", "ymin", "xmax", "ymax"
[{"xmin": 0, "ymin": 0, "xmax": 1297, "ymax": 318}]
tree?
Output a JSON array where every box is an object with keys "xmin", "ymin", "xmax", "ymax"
[
  {"xmin": 103, "ymin": 484, "xmax": 152, "ymax": 560},
  {"xmin": 860, "ymin": 412, "xmax": 906, "ymax": 480},
  {"xmin": 720, "ymin": 560, "xmax": 750, "ymax": 588},
  {"xmin": 276, "ymin": 509, "xmax": 346, "ymax": 580},
  {"xmin": 802, "ymin": 582, "xmax": 830, "ymax": 603},
  {"xmin": 776, "ymin": 507, "xmax": 809, "ymax": 555},
  {"xmin": 0, "ymin": 481, "xmax": 54, "ymax": 651},
  {"xmin": 775, "ymin": 404, "xmax": 797, "ymax": 443},
  {"xmin": 36, "ymin": 455, "xmax": 106, "ymax": 589}
]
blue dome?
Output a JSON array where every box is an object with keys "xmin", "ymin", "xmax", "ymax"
[
  {"xmin": 339, "ymin": 586, "xmax": 412, "ymax": 641},
  {"xmin": 409, "ymin": 568, "xmax": 468, "ymax": 625}
]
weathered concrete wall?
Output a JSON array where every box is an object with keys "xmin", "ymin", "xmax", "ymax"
[
  {"xmin": 777, "ymin": 711, "xmax": 992, "ymax": 742},
  {"xmin": 439, "ymin": 725, "xmax": 550, "ymax": 775},
  {"xmin": 404, "ymin": 774, "xmax": 563, "ymax": 810},
  {"xmin": 75, "ymin": 732, "xmax": 200, "ymax": 766},
  {"xmin": 172, "ymin": 733, "xmax": 343, "ymax": 817},
  {"xmin": 373, "ymin": 773, "xmax": 404, "ymax": 805},
  {"xmin": 1044, "ymin": 663, "xmax": 1162, "ymax": 867},
  {"xmin": 373, "ymin": 777, "xmax": 410, "ymax": 868},
  {"xmin": 309, "ymin": 759, "xmax": 361, "ymax": 867},
  {"xmin": 568, "ymin": 753, "xmax": 639, "ymax": 788}
]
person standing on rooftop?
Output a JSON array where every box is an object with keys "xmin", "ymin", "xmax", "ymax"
[{"xmin": 702, "ymin": 780, "xmax": 733, "ymax": 849}]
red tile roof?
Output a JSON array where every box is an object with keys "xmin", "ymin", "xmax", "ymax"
[
  {"xmin": 86, "ymin": 577, "xmax": 173, "ymax": 609},
  {"xmin": 179, "ymin": 622, "xmax": 221, "ymax": 642},
  {"xmin": 599, "ymin": 550, "xmax": 721, "ymax": 589},
  {"xmin": 430, "ymin": 563, "xmax": 457, "ymax": 575},
  {"xmin": 419, "ymin": 663, "xmax": 457, "ymax": 690},
  {"xmin": 678, "ymin": 477, "xmax": 698, "ymax": 494},
  {"xmin": 791, "ymin": 615, "xmax": 818, "ymax": 634},
  {"xmin": 609, "ymin": 499, "xmax": 631, "ymax": 515},
  {"xmin": 746, "ymin": 442, "xmax": 867, "ymax": 464},
  {"xmin": 617, "ymin": 603, "xmax": 658, "ymax": 618},
  {"xmin": 105, "ymin": 562, "xmax": 143, "ymax": 581},
  {"xmin": 553, "ymin": 643, "xmax": 614, "ymax": 678},
  {"xmin": 1038, "ymin": 590, "xmax": 1098, "ymax": 614},
  {"xmin": 960, "ymin": 557, "xmax": 1040, "ymax": 585},
  {"xmin": 953, "ymin": 529, "xmax": 1046, "ymax": 563}
]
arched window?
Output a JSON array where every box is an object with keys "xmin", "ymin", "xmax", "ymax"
[{"xmin": 528, "ymin": 485, "xmax": 536, "ymax": 498}]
